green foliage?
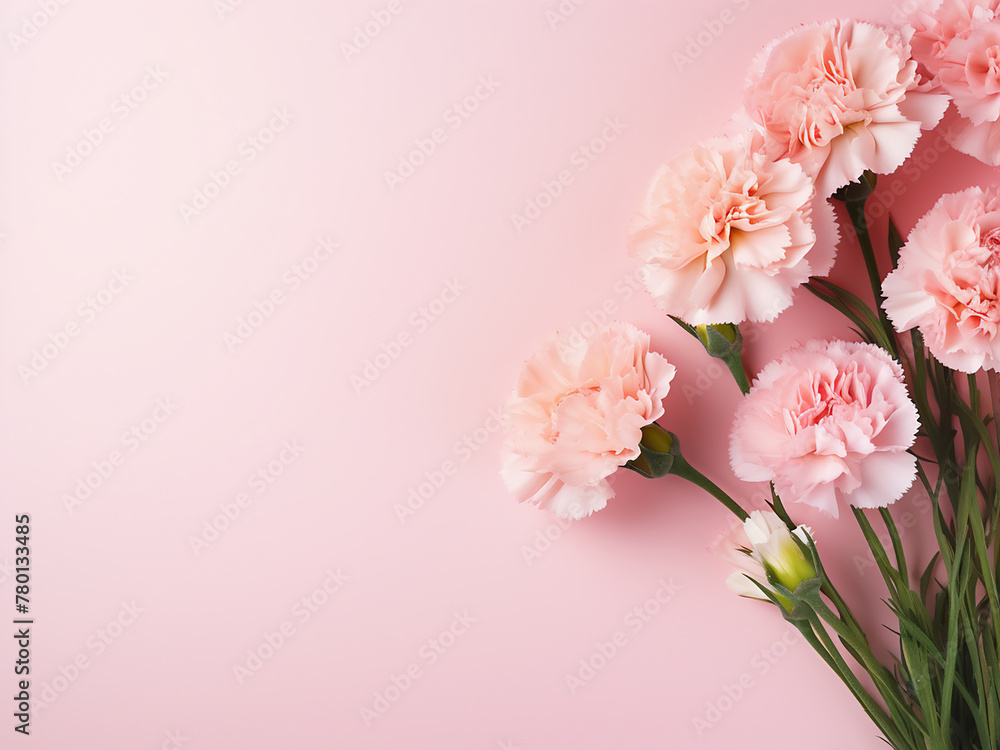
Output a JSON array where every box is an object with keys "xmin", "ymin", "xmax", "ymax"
[{"xmin": 800, "ymin": 177, "xmax": 1000, "ymax": 749}]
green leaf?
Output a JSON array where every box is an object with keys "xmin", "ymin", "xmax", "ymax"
[
  {"xmin": 921, "ymin": 552, "xmax": 941, "ymax": 603},
  {"xmin": 806, "ymin": 278, "xmax": 896, "ymax": 354},
  {"xmin": 852, "ymin": 506, "xmax": 904, "ymax": 602},
  {"xmin": 668, "ymin": 315, "xmax": 698, "ymax": 338},
  {"xmin": 880, "ymin": 507, "xmax": 909, "ymax": 591},
  {"xmin": 940, "ymin": 453, "xmax": 976, "ymax": 740}
]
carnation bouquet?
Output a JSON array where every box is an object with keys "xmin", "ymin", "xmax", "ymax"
[{"xmin": 500, "ymin": 5, "xmax": 1000, "ymax": 748}]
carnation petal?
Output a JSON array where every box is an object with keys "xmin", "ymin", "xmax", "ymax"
[
  {"xmin": 795, "ymin": 480, "xmax": 842, "ymax": 518},
  {"xmin": 847, "ymin": 450, "xmax": 917, "ymax": 508},
  {"xmin": 949, "ymin": 115, "xmax": 1000, "ymax": 165},
  {"xmin": 897, "ymin": 87, "xmax": 951, "ymax": 130},
  {"xmin": 805, "ymin": 197, "xmax": 840, "ymax": 278},
  {"xmin": 726, "ymin": 571, "xmax": 770, "ymax": 600},
  {"xmin": 547, "ymin": 481, "xmax": 612, "ymax": 520}
]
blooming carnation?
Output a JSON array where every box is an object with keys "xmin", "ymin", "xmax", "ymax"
[
  {"xmin": 627, "ymin": 129, "xmax": 837, "ymax": 325},
  {"xmin": 501, "ymin": 322, "xmax": 676, "ymax": 519},
  {"xmin": 744, "ymin": 19, "xmax": 948, "ymax": 196},
  {"xmin": 905, "ymin": 0, "xmax": 1000, "ymax": 165},
  {"xmin": 883, "ymin": 186, "xmax": 1000, "ymax": 372},
  {"xmin": 729, "ymin": 340, "xmax": 919, "ymax": 518}
]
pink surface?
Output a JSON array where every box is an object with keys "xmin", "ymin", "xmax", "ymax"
[{"xmin": 2, "ymin": 1, "xmax": 999, "ymax": 749}]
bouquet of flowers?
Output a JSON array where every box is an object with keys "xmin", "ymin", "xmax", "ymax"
[{"xmin": 499, "ymin": 4, "xmax": 1000, "ymax": 748}]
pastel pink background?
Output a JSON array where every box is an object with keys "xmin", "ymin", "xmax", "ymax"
[{"xmin": 2, "ymin": 1, "xmax": 999, "ymax": 749}]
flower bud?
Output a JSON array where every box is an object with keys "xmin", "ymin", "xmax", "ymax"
[
  {"xmin": 672, "ymin": 318, "xmax": 750, "ymax": 393},
  {"xmin": 721, "ymin": 510, "xmax": 816, "ymax": 610},
  {"xmin": 695, "ymin": 323, "xmax": 742, "ymax": 360},
  {"xmin": 626, "ymin": 422, "xmax": 678, "ymax": 478}
]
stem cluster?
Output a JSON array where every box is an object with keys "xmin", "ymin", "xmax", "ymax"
[{"xmin": 669, "ymin": 173, "xmax": 1000, "ymax": 749}]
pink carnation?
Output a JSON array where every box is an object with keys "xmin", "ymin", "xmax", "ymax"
[
  {"xmin": 883, "ymin": 186, "xmax": 1000, "ymax": 372},
  {"xmin": 627, "ymin": 129, "xmax": 837, "ymax": 325},
  {"xmin": 729, "ymin": 340, "xmax": 919, "ymax": 518},
  {"xmin": 744, "ymin": 19, "xmax": 948, "ymax": 197},
  {"xmin": 906, "ymin": 0, "xmax": 999, "ymax": 80},
  {"xmin": 501, "ymin": 322, "xmax": 676, "ymax": 519},
  {"xmin": 905, "ymin": 0, "xmax": 1000, "ymax": 165}
]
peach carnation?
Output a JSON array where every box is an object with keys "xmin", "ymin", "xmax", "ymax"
[
  {"xmin": 744, "ymin": 19, "xmax": 948, "ymax": 196},
  {"xmin": 501, "ymin": 322, "xmax": 675, "ymax": 519},
  {"xmin": 906, "ymin": 0, "xmax": 1000, "ymax": 165},
  {"xmin": 627, "ymin": 130, "xmax": 837, "ymax": 325}
]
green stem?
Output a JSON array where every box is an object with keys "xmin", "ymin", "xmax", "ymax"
[
  {"xmin": 845, "ymin": 198, "xmax": 897, "ymax": 358},
  {"xmin": 809, "ymin": 596, "xmax": 927, "ymax": 745},
  {"xmin": 821, "ymin": 578, "xmax": 864, "ymax": 642},
  {"xmin": 811, "ymin": 596, "xmax": 902, "ymax": 695},
  {"xmin": 805, "ymin": 610, "xmax": 911, "ymax": 749},
  {"xmin": 670, "ymin": 454, "xmax": 749, "ymax": 521},
  {"xmin": 793, "ymin": 619, "xmax": 908, "ymax": 746},
  {"xmin": 768, "ymin": 484, "xmax": 795, "ymax": 530},
  {"xmin": 880, "ymin": 507, "xmax": 909, "ymax": 592},
  {"xmin": 989, "ymin": 371, "xmax": 1000, "ymax": 459},
  {"xmin": 721, "ymin": 352, "xmax": 751, "ymax": 395}
]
